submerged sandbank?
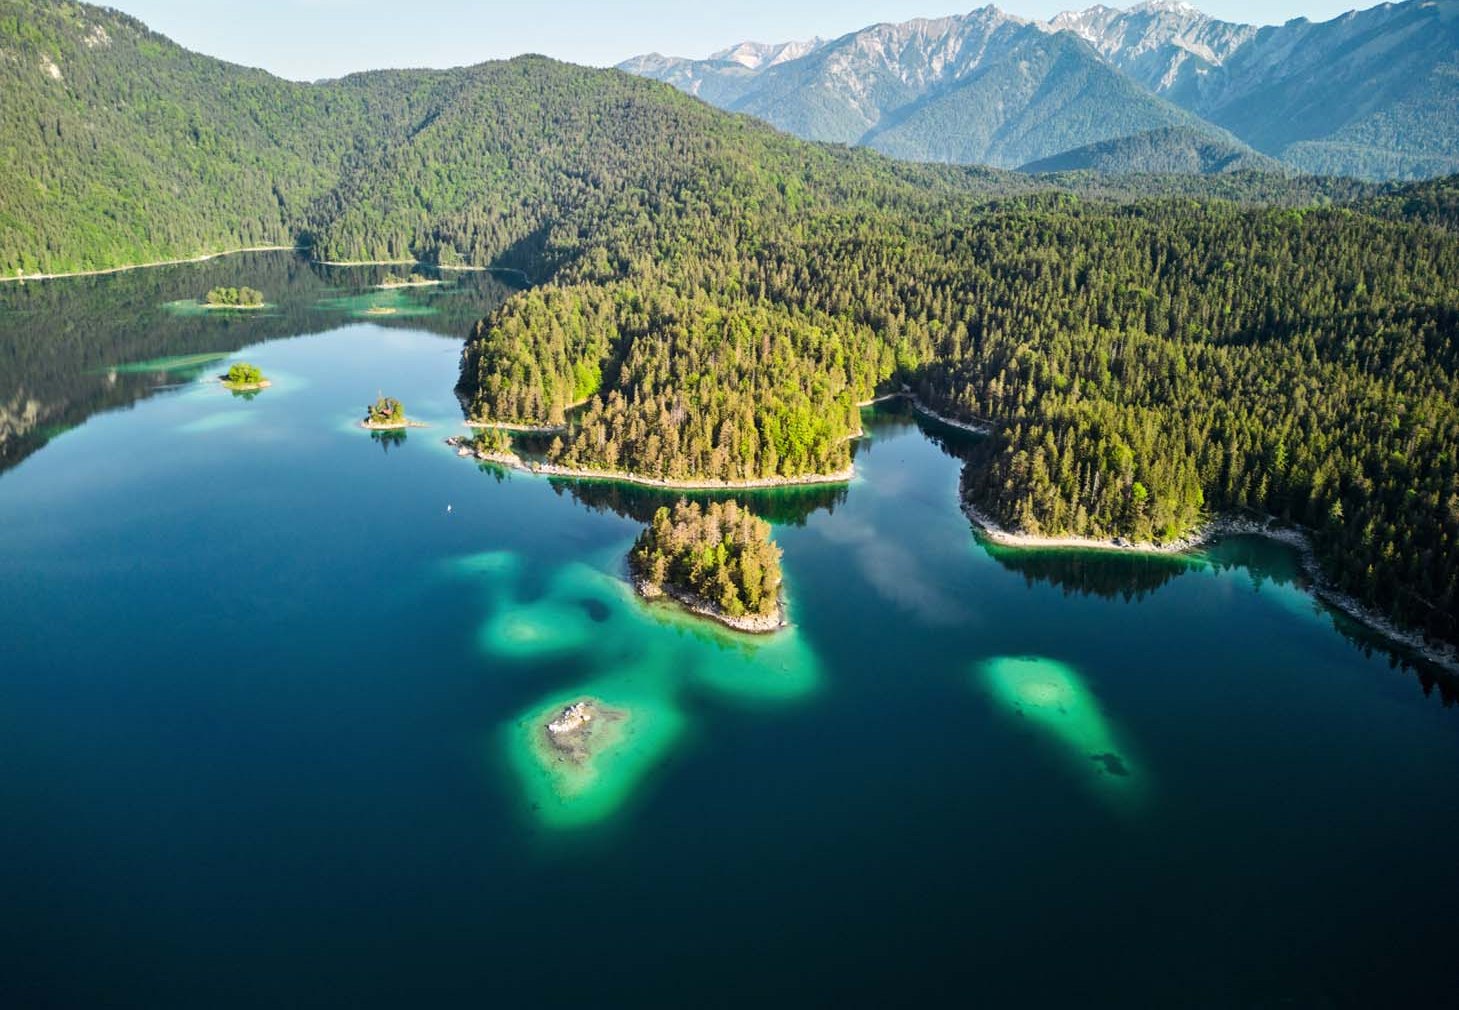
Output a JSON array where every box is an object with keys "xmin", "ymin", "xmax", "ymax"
[
  {"xmin": 979, "ymin": 655, "xmax": 1143, "ymax": 803},
  {"xmin": 507, "ymin": 683, "xmax": 685, "ymax": 830}
]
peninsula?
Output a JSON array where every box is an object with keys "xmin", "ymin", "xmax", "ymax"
[
  {"xmin": 444, "ymin": 434, "xmax": 853, "ymax": 489},
  {"xmin": 629, "ymin": 499, "xmax": 785, "ymax": 633}
]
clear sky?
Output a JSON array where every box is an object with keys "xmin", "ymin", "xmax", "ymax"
[{"xmin": 106, "ymin": 1, "xmax": 1370, "ymax": 80}]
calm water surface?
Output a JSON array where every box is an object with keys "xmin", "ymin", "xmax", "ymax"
[{"xmin": 1, "ymin": 254, "xmax": 1456, "ymax": 1006}]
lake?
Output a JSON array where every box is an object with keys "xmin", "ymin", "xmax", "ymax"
[{"xmin": 1, "ymin": 253, "xmax": 1455, "ymax": 1006}]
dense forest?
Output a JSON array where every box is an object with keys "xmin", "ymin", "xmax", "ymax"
[
  {"xmin": 3, "ymin": 0, "xmax": 1457, "ymax": 650},
  {"xmin": 631, "ymin": 500, "xmax": 783, "ymax": 620}
]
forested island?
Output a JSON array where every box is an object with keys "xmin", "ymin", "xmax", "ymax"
[
  {"xmin": 220, "ymin": 362, "xmax": 270, "ymax": 391},
  {"xmin": 3, "ymin": 1, "xmax": 1457, "ymax": 654},
  {"xmin": 203, "ymin": 286, "xmax": 265, "ymax": 309},
  {"xmin": 630, "ymin": 500, "xmax": 785, "ymax": 632},
  {"xmin": 362, "ymin": 395, "xmax": 418, "ymax": 430}
]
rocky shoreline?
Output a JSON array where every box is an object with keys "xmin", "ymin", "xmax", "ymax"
[
  {"xmin": 632, "ymin": 575, "xmax": 786, "ymax": 634},
  {"xmin": 445, "ymin": 435, "xmax": 853, "ymax": 490},
  {"xmin": 963, "ymin": 502, "xmax": 1202, "ymax": 555},
  {"xmin": 905, "ymin": 398, "xmax": 994, "ymax": 436},
  {"xmin": 855, "ymin": 390, "xmax": 994, "ymax": 436},
  {"xmin": 463, "ymin": 419, "xmax": 567, "ymax": 434},
  {"xmin": 542, "ymin": 698, "xmax": 626, "ymax": 765},
  {"xmin": 963, "ymin": 500, "xmax": 1459, "ymax": 675}
]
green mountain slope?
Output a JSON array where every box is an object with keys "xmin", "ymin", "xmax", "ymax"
[
  {"xmin": 1020, "ymin": 126, "xmax": 1284, "ymax": 176},
  {"xmin": 0, "ymin": 0, "xmax": 1009, "ymax": 276},
  {"xmin": 0, "ymin": 0, "xmax": 460, "ymax": 274}
]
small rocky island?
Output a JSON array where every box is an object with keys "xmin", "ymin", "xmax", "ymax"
[
  {"xmin": 220, "ymin": 361, "xmax": 270, "ymax": 391},
  {"xmin": 630, "ymin": 499, "xmax": 785, "ymax": 633},
  {"xmin": 540, "ymin": 698, "xmax": 627, "ymax": 765},
  {"xmin": 361, "ymin": 394, "xmax": 421, "ymax": 430},
  {"xmin": 203, "ymin": 286, "xmax": 265, "ymax": 309}
]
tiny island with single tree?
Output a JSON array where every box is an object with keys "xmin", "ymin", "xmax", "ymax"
[
  {"xmin": 630, "ymin": 499, "xmax": 785, "ymax": 633},
  {"xmin": 220, "ymin": 361, "xmax": 270, "ymax": 391},
  {"xmin": 361, "ymin": 394, "xmax": 422, "ymax": 430},
  {"xmin": 203, "ymin": 286, "xmax": 265, "ymax": 309}
]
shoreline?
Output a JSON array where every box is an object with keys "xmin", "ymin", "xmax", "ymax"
[
  {"xmin": 5, "ymin": 250, "xmax": 536, "ymax": 286},
  {"xmin": 4, "ymin": 246, "xmax": 297, "ymax": 284},
  {"xmin": 856, "ymin": 390, "xmax": 994, "ymax": 436},
  {"xmin": 313, "ymin": 257, "xmax": 418, "ymax": 267},
  {"xmin": 220, "ymin": 379, "xmax": 272, "ymax": 392},
  {"xmin": 445, "ymin": 436, "xmax": 853, "ymax": 489},
  {"xmin": 464, "ymin": 419, "xmax": 567, "ymax": 434},
  {"xmin": 361, "ymin": 419, "xmax": 428, "ymax": 431},
  {"xmin": 963, "ymin": 501, "xmax": 1201, "ymax": 555},
  {"xmin": 963, "ymin": 501, "xmax": 1459, "ymax": 675},
  {"xmin": 463, "ymin": 398, "xmax": 591, "ymax": 434},
  {"xmin": 632, "ymin": 574, "xmax": 786, "ymax": 635},
  {"xmin": 906, "ymin": 398, "xmax": 994, "ymax": 436}
]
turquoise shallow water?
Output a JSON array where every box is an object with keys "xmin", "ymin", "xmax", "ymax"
[{"xmin": 1, "ymin": 255, "xmax": 1457, "ymax": 1006}]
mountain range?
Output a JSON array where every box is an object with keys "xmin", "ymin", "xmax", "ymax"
[{"xmin": 621, "ymin": 0, "xmax": 1459, "ymax": 179}]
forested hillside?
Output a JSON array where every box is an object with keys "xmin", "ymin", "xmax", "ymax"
[
  {"xmin": 0, "ymin": 0, "xmax": 1003, "ymax": 277},
  {"xmin": 1020, "ymin": 127, "xmax": 1282, "ymax": 176},
  {"xmin": 460, "ymin": 176, "xmax": 1459, "ymax": 646},
  {"xmin": 0, "ymin": 0, "xmax": 468, "ymax": 274},
  {"xmin": 2, "ymin": 0, "xmax": 1457, "ymax": 650}
]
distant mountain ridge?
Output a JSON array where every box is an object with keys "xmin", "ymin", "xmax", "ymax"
[{"xmin": 621, "ymin": 0, "xmax": 1459, "ymax": 179}]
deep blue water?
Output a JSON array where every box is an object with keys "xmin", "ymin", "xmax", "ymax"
[{"xmin": 1, "ymin": 257, "xmax": 1456, "ymax": 1007}]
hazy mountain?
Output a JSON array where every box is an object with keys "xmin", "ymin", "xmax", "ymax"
[
  {"xmin": 1050, "ymin": 0, "xmax": 1459, "ymax": 177},
  {"xmin": 626, "ymin": 7, "xmax": 1236, "ymax": 168},
  {"xmin": 621, "ymin": 0, "xmax": 1459, "ymax": 179},
  {"xmin": 856, "ymin": 31, "xmax": 1237, "ymax": 167},
  {"xmin": 709, "ymin": 37, "xmax": 826, "ymax": 71},
  {"xmin": 616, "ymin": 37, "xmax": 825, "ymax": 108},
  {"xmin": 1044, "ymin": 1, "xmax": 1258, "ymax": 94},
  {"xmin": 1019, "ymin": 125, "xmax": 1283, "ymax": 174},
  {"xmin": 1170, "ymin": 0, "xmax": 1459, "ymax": 178}
]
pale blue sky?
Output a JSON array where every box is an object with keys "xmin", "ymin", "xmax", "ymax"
[{"xmin": 108, "ymin": 1, "xmax": 1369, "ymax": 80}]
